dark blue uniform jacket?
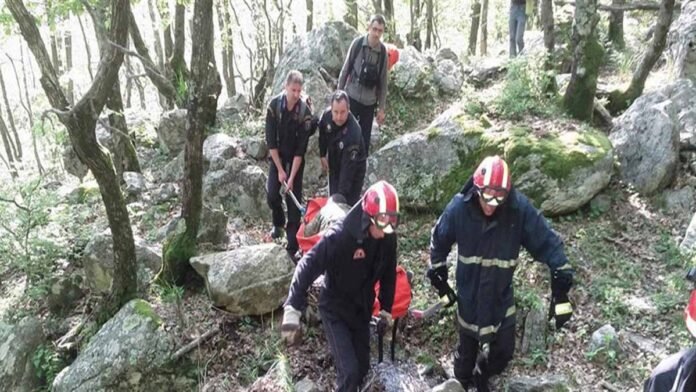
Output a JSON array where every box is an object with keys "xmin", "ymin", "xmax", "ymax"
[
  {"xmin": 430, "ymin": 178, "xmax": 571, "ymax": 342},
  {"xmin": 285, "ymin": 203, "xmax": 397, "ymax": 328}
]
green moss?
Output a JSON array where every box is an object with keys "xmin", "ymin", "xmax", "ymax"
[
  {"xmin": 132, "ymin": 299, "xmax": 162, "ymax": 326},
  {"xmin": 426, "ymin": 127, "xmax": 440, "ymax": 141},
  {"xmin": 155, "ymin": 231, "xmax": 197, "ymax": 286},
  {"xmin": 563, "ymin": 37, "xmax": 605, "ymax": 120}
]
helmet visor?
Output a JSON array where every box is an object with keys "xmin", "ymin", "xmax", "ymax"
[
  {"xmin": 371, "ymin": 212, "xmax": 399, "ymax": 233},
  {"xmin": 478, "ymin": 186, "xmax": 509, "ymax": 206}
]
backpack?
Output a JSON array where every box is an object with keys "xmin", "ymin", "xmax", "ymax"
[{"xmin": 347, "ymin": 37, "xmax": 386, "ymax": 89}]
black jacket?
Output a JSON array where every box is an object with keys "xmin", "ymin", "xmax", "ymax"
[
  {"xmin": 430, "ymin": 178, "xmax": 572, "ymax": 342},
  {"xmin": 318, "ymin": 109, "xmax": 367, "ymax": 204},
  {"xmin": 644, "ymin": 346, "xmax": 696, "ymax": 392},
  {"xmin": 285, "ymin": 203, "xmax": 397, "ymax": 327},
  {"xmin": 265, "ymin": 93, "xmax": 313, "ymax": 160}
]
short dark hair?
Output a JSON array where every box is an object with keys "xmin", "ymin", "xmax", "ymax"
[
  {"xmin": 285, "ymin": 70, "xmax": 304, "ymax": 85},
  {"xmin": 331, "ymin": 90, "xmax": 350, "ymax": 109},
  {"xmin": 369, "ymin": 14, "xmax": 386, "ymax": 26}
]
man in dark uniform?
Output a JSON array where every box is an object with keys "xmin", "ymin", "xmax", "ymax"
[
  {"xmin": 427, "ymin": 156, "xmax": 575, "ymax": 391},
  {"xmin": 338, "ymin": 14, "xmax": 389, "ymax": 155},
  {"xmin": 281, "ymin": 181, "xmax": 401, "ymax": 392},
  {"xmin": 265, "ymin": 70, "xmax": 314, "ymax": 258},
  {"xmin": 318, "ymin": 90, "xmax": 367, "ymax": 206}
]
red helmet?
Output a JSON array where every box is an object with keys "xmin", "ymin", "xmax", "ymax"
[
  {"xmin": 362, "ymin": 181, "xmax": 400, "ymax": 233},
  {"xmin": 473, "ymin": 156, "xmax": 511, "ymax": 206},
  {"xmin": 687, "ymin": 290, "xmax": 696, "ymax": 337}
]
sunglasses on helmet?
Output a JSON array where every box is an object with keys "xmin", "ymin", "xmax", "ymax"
[
  {"xmin": 371, "ymin": 212, "xmax": 400, "ymax": 233},
  {"xmin": 477, "ymin": 186, "xmax": 509, "ymax": 206}
]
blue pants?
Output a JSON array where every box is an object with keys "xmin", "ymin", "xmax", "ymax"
[
  {"xmin": 509, "ymin": 4, "xmax": 527, "ymax": 57},
  {"xmin": 349, "ymin": 97, "xmax": 375, "ymax": 156}
]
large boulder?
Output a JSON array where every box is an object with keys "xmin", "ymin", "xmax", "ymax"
[
  {"xmin": 391, "ymin": 46, "xmax": 436, "ymax": 99},
  {"xmin": 681, "ymin": 213, "xmax": 696, "ymax": 252},
  {"xmin": 367, "ymin": 102, "xmax": 613, "ymax": 215},
  {"xmin": 203, "ymin": 158, "xmax": 269, "ymax": 220},
  {"xmin": 433, "ymin": 55, "xmax": 464, "ymax": 96},
  {"xmin": 52, "ymin": 300, "xmax": 190, "ymax": 392},
  {"xmin": 156, "ymin": 109, "xmax": 187, "ymax": 156},
  {"xmin": 203, "ymin": 133, "xmax": 240, "ymax": 171},
  {"xmin": 0, "ymin": 317, "xmax": 45, "ymax": 392},
  {"xmin": 668, "ymin": 0, "xmax": 696, "ymax": 82},
  {"xmin": 506, "ymin": 375, "xmax": 569, "ymax": 392},
  {"xmin": 271, "ymin": 21, "xmax": 359, "ymax": 107},
  {"xmin": 190, "ymin": 243, "xmax": 295, "ymax": 316},
  {"xmin": 610, "ymin": 79, "xmax": 696, "ymax": 194},
  {"xmin": 82, "ymin": 229, "xmax": 162, "ymax": 294},
  {"xmin": 464, "ymin": 57, "xmax": 507, "ymax": 88}
]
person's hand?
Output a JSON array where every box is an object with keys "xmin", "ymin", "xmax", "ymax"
[
  {"xmin": 281, "ymin": 305, "xmax": 302, "ymax": 345},
  {"xmin": 427, "ymin": 267, "xmax": 456, "ymax": 307},
  {"xmin": 278, "ymin": 169, "xmax": 288, "ymax": 186},
  {"xmin": 549, "ymin": 294, "xmax": 573, "ymax": 329},
  {"xmin": 286, "ymin": 177, "xmax": 294, "ymax": 194},
  {"xmin": 320, "ymin": 157, "xmax": 329, "ymax": 173},
  {"xmin": 376, "ymin": 310, "xmax": 393, "ymax": 336},
  {"xmin": 376, "ymin": 109, "xmax": 386, "ymax": 125}
]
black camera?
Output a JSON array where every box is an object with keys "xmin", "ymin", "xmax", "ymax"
[{"xmin": 687, "ymin": 267, "xmax": 696, "ymax": 285}]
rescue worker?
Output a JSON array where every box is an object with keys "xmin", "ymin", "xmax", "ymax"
[
  {"xmin": 338, "ymin": 14, "xmax": 389, "ymax": 155},
  {"xmin": 303, "ymin": 194, "xmax": 350, "ymax": 237},
  {"xmin": 509, "ymin": 0, "xmax": 528, "ymax": 57},
  {"xmin": 427, "ymin": 155, "xmax": 575, "ymax": 391},
  {"xmin": 318, "ymin": 90, "xmax": 367, "ymax": 206},
  {"xmin": 643, "ymin": 268, "xmax": 696, "ymax": 391},
  {"xmin": 281, "ymin": 181, "xmax": 401, "ymax": 392},
  {"xmin": 265, "ymin": 70, "xmax": 314, "ymax": 258}
]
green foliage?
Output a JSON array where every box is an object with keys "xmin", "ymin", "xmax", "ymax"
[
  {"xmin": 585, "ymin": 334, "xmax": 620, "ymax": 368},
  {"xmin": 522, "ymin": 347, "xmax": 549, "ymax": 367},
  {"xmin": 655, "ymin": 232, "xmax": 689, "ymax": 269},
  {"xmin": 174, "ymin": 69, "xmax": 189, "ymax": 107},
  {"xmin": 493, "ymin": 55, "xmax": 560, "ymax": 120},
  {"xmin": 32, "ymin": 344, "xmax": 66, "ymax": 390}
]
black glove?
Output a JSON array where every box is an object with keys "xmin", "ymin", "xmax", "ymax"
[
  {"xmin": 549, "ymin": 269, "xmax": 574, "ymax": 329},
  {"xmin": 427, "ymin": 267, "xmax": 456, "ymax": 307}
]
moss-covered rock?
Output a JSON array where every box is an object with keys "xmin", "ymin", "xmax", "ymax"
[{"xmin": 367, "ymin": 101, "xmax": 614, "ymax": 215}]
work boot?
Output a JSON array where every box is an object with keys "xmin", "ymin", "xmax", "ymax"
[{"xmin": 269, "ymin": 226, "xmax": 284, "ymax": 239}]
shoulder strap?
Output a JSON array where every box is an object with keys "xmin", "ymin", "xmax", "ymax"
[
  {"xmin": 379, "ymin": 43, "xmax": 386, "ymax": 75},
  {"xmin": 347, "ymin": 36, "xmax": 363, "ymax": 78}
]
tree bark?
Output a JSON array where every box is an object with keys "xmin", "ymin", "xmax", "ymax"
[
  {"xmin": 216, "ymin": 0, "xmax": 235, "ymax": 98},
  {"xmin": 563, "ymin": 0, "xmax": 603, "ymax": 120},
  {"xmin": 157, "ymin": 0, "xmax": 221, "ymax": 286},
  {"xmin": 468, "ymin": 0, "xmax": 481, "ymax": 55},
  {"xmin": 7, "ymin": 0, "xmax": 137, "ymax": 322},
  {"xmin": 77, "ymin": 14, "xmax": 94, "ymax": 81},
  {"xmin": 425, "ymin": 0, "xmax": 434, "ymax": 49},
  {"xmin": 479, "ymin": 0, "xmax": 489, "ymax": 55},
  {"xmin": 8, "ymin": 49, "xmax": 43, "ymax": 174},
  {"xmin": 383, "ymin": 0, "xmax": 396, "ymax": 42},
  {"xmin": 171, "ymin": 1, "xmax": 189, "ymax": 104},
  {"xmin": 344, "ymin": 0, "xmax": 358, "ymax": 28},
  {"xmin": 541, "ymin": 0, "xmax": 555, "ymax": 53},
  {"xmin": 555, "ymin": 0, "xmax": 681, "ymax": 11},
  {"xmin": 607, "ymin": 0, "xmax": 675, "ymax": 114},
  {"xmin": 306, "ymin": 0, "xmax": 313, "ymax": 32},
  {"xmin": 64, "ymin": 22, "xmax": 74, "ymax": 105},
  {"xmin": 608, "ymin": 0, "xmax": 626, "ymax": 49},
  {"xmin": 0, "ymin": 113, "xmax": 18, "ymax": 178},
  {"xmin": 0, "ymin": 66, "xmax": 22, "ymax": 160}
]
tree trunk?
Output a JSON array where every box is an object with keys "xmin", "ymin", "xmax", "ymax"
[
  {"xmin": 64, "ymin": 20, "xmax": 74, "ymax": 105},
  {"xmin": 425, "ymin": 0, "xmax": 434, "ymax": 49},
  {"xmin": 216, "ymin": 0, "xmax": 235, "ymax": 98},
  {"xmin": 480, "ymin": 0, "xmax": 489, "ymax": 55},
  {"xmin": 7, "ymin": 0, "xmax": 137, "ymax": 323},
  {"xmin": 468, "ymin": 0, "xmax": 481, "ymax": 55},
  {"xmin": 0, "ymin": 66, "xmax": 22, "ymax": 160},
  {"xmin": 147, "ymin": 0, "xmax": 167, "ymax": 108},
  {"xmin": 125, "ymin": 54, "xmax": 133, "ymax": 108},
  {"xmin": 9, "ymin": 48, "xmax": 43, "ymax": 174},
  {"xmin": 541, "ymin": 0, "xmax": 557, "ymax": 93},
  {"xmin": 87, "ymin": 0, "xmax": 142, "ymax": 175},
  {"xmin": 171, "ymin": 1, "xmax": 188, "ymax": 105},
  {"xmin": 77, "ymin": 14, "xmax": 94, "ymax": 81},
  {"xmin": 383, "ymin": 0, "xmax": 396, "ymax": 42},
  {"xmin": 156, "ymin": 0, "xmax": 221, "ymax": 286},
  {"xmin": 608, "ymin": 0, "xmax": 626, "ymax": 49},
  {"xmin": 344, "ymin": 0, "xmax": 358, "ymax": 28},
  {"xmin": 563, "ymin": 0, "xmax": 603, "ymax": 120},
  {"xmin": 607, "ymin": 0, "xmax": 675, "ymax": 114},
  {"xmin": 372, "ymin": 0, "xmax": 383, "ymax": 14},
  {"xmin": 0, "ymin": 113, "xmax": 18, "ymax": 178},
  {"xmin": 306, "ymin": 0, "xmax": 313, "ymax": 32},
  {"xmin": 128, "ymin": 10, "xmax": 179, "ymax": 105},
  {"xmin": 408, "ymin": 0, "xmax": 422, "ymax": 50}
]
